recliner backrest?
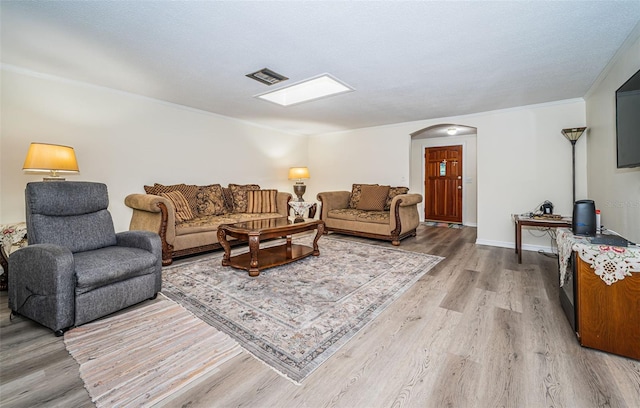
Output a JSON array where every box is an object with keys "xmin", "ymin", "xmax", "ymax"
[{"xmin": 25, "ymin": 181, "xmax": 117, "ymax": 253}]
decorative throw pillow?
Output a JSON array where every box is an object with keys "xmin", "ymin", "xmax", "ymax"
[
  {"xmin": 146, "ymin": 183, "xmax": 199, "ymax": 215},
  {"xmin": 246, "ymin": 189, "xmax": 278, "ymax": 213},
  {"xmin": 196, "ymin": 184, "xmax": 226, "ymax": 216},
  {"xmin": 348, "ymin": 183, "xmax": 378, "ymax": 209},
  {"xmin": 222, "ymin": 187, "xmax": 234, "ymax": 213},
  {"xmin": 160, "ymin": 190, "xmax": 194, "ymax": 222},
  {"xmin": 357, "ymin": 185, "xmax": 391, "ymax": 211},
  {"xmin": 385, "ymin": 186, "xmax": 410, "ymax": 210},
  {"xmin": 228, "ymin": 184, "xmax": 261, "ymax": 213}
]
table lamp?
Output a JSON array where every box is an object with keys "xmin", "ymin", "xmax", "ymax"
[
  {"xmin": 288, "ymin": 167, "xmax": 310, "ymax": 201},
  {"xmin": 23, "ymin": 142, "xmax": 80, "ymax": 181}
]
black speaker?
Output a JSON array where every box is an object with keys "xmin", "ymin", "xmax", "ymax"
[{"xmin": 572, "ymin": 200, "xmax": 596, "ymax": 236}]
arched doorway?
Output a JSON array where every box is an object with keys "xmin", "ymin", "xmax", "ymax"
[{"xmin": 410, "ymin": 124, "xmax": 478, "ymax": 225}]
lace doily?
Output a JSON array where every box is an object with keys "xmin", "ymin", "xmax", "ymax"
[
  {"xmin": 289, "ymin": 201, "xmax": 315, "ymax": 217},
  {"xmin": 557, "ymin": 228, "xmax": 640, "ymax": 286}
]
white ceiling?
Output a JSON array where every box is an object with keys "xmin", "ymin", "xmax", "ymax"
[{"xmin": 2, "ymin": 1, "xmax": 639, "ymax": 136}]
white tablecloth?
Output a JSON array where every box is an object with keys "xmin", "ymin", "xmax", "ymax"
[{"xmin": 557, "ymin": 228, "xmax": 640, "ymax": 286}]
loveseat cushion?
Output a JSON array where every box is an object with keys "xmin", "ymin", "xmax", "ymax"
[
  {"xmin": 327, "ymin": 208, "xmax": 389, "ymax": 225},
  {"xmin": 357, "ymin": 185, "xmax": 390, "ymax": 211},
  {"xmin": 355, "ymin": 210, "xmax": 390, "ymax": 224},
  {"xmin": 74, "ymin": 246, "xmax": 158, "ymax": 295}
]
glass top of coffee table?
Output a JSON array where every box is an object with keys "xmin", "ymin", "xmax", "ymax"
[{"xmin": 224, "ymin": 217, "xmax": 319, "ymax": 233}]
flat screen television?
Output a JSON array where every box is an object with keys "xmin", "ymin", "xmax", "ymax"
[{"xmin": 616, "ymin": 68, "xmax": 640, "ymax": 168}]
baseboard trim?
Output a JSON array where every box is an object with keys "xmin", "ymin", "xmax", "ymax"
[{"xmin": 475, "ymin": 239, "xmax": 554, "ymax": 254}]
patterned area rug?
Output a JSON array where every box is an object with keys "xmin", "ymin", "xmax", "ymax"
[
  {"xmin": 64, "ymin": 295, "xmax": 242, "ymax": 408},
  {"xmin": 162, "ymin": 235, "xmax": 443, "ymax": 383}
]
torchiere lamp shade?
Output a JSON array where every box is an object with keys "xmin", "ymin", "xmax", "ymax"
[
  {"xmin": 23, "ymin": 142, "xmax": 79, "ymax": 180},
  {"xmin": 561, "ymin": 127, "xmax": 587, "ymax": 143}
]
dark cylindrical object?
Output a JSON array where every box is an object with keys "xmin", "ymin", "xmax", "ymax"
[{"xmin": 572, "ymin": 199, "xmax": 596, "ymax": 236}]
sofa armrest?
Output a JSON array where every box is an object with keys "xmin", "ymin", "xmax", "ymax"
[
  {"xmin": 276, "ymin": 192, "xmax": 293, "ymax": 217},
  {"xmin": 317, "ymin": 191, "xmax": 351, "ymax": 220},
  {"xmin": 125, "ymin": 193, "xmax": 176, "ymax": 266},
  {"xmin": 389, "ymin": 193, "xmax": 423, "ymax": 235},
  {"xmin": 394, "ymin": 193, "xmax": 423, "ymax": 207},
  {"xmin": 125, "ymin": 193, "xmax": 175, "ymax": 244},
  {"xmin": 8, "ymin": 244, "xmax": 75, "ymax": 332}
]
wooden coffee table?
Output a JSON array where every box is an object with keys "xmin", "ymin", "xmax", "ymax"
[{"xmin": 217, "ymin": 218, "xmax": 324, "ymax": 276}]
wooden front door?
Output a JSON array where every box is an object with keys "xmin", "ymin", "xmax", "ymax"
[{"xmin": 424, "ymin": 145, "xmax": 463, "ymax": 223}]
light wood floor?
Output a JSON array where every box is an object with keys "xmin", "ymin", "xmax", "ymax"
[{"xmin": 1, "ymin": 225, "xmax": 639, "ymax": 408}]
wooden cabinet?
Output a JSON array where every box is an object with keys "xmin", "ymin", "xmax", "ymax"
[{"xmin": 576, "ymin": 256, "xmax": 640, "ymax": 360}]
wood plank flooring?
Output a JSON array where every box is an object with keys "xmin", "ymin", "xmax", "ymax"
[{"xmin": 1, "ymin": 225, "xmax": 639, "ymax": 407}]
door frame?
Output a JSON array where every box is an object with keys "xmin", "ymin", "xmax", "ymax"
[{"xmin": 421, "ymin": 140, "xmax": 467, "ymax": 225}]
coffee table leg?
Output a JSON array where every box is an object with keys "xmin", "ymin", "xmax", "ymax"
[
  {"xmin": 218, "ymin": 228, "xmax": 231, "ymax": 266},
  {"xmin": 312, "ymin": 222, "xmax": 324, "ymax": 256},
  {"xmin": 248, "ymin": 234, "xmax": 260, "ymax": 277}
]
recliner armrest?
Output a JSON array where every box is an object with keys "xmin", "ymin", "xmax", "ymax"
[
  {"xmin": 116, "ymin": 230, "xmax": 162, "ymax": 292},
  {"xmin": 8, "ymin": 244, "xmax": 75, "ymax": 331},
  {"xmin": 116, "ymin": 230, "xmax": 162, "ymax": 260}
]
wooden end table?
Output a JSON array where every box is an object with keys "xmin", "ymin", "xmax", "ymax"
[
  {"xmin": 217, "ymin": 218, "xmax": 324, "ymax": 277},
  {"xmin": 513, "ymin": 214, "xmax": 571, "ymax": 263}
]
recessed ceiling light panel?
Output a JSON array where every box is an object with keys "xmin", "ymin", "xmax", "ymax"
[
  {"xmin": 246, "ymin": 68, "xmax": 288, "ymax": 85},
  {"xmin": 255, "ymin": 74, "xmax": 354, "ymax": 106}
]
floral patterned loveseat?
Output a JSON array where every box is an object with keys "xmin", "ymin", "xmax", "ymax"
[
  {"xmin": 317, "ymin": 184, "xmax": 422, "ymax": 246},
  {"xmin": 125, "ymin": 183, "xmax": 291, "ymax": 265}
]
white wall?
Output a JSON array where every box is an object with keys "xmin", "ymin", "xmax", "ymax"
[
  {"xmin": 307, "ymin": 126, "xmax": 412, "ymax": 202},
  {"xmin": 0, "ymin": 67, "xmax": 307, "ymax": 232},
  {"xmin": 585, "ymin": 29, "xmax": 640, "ymax": 244},
  {"xmin": 310, "ymin": 99, "xmax": 586, "ymax": 252}
]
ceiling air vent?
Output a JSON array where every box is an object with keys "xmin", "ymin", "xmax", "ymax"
[{"xmin": 246, "ymin": 68, "xmax": 288, "ymax": 85}]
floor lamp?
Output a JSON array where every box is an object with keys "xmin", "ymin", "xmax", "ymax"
[{"xmin": 561, "ymin": 127, "xmax": 587, "ymax": 205}]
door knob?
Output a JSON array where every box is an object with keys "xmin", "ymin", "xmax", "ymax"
[{"xmin": 458, "ymin": 186, "xmax": 462, "ymax": 189}]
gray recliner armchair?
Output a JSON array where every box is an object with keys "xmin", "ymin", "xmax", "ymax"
[{"xmin": 9, "ymin": 181, "xmax": 162, "ymax": 336}]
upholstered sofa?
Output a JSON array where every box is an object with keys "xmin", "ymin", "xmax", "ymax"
[
  {"xmin": 317, "ymin": 184, "xmax": 422, "ymax": 245},
  {"xmin": 125, "ymin": 183, "xmax": 291, "ymax": 265}
]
